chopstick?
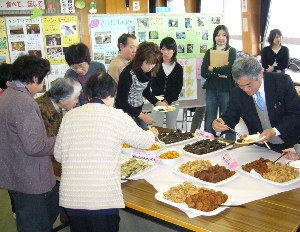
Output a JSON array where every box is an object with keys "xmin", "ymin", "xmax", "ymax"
[
  {"xmin": 215, "ymin": 119, "xmax": 242, "ymax": 137},
  {"xmin": 219, "ymin": 205, "xmax": 246, "ymax": 208},
  {"xmin": 121, "ymin": 178, "xmax": 133, "ymax": 181},
  {"xmin": 256, "ymin": 132, "xmax": 271, "ymax": 150},
  {"xmin": 273, "ymin": 153, "xmax": 285, "ymax": 163}
]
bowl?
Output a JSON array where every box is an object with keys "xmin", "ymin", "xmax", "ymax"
[
  {"xmin": 121, "ymin": 144, "xmax": 136, "ymax": 156},
  {"xmin": 157, "ymin": 148, "xmax": 184, "ymax": 166},
  {"xmin": 142, "ymin": 142, "xmax": 163, "ymax": 154}
]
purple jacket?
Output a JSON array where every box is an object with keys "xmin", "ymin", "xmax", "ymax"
[{"xmin": 0, "ymin": 82, "xmax": 56, "ymax": 194}]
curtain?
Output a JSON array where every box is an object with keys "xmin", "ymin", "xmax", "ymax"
[
  {"xmin": 149, "ymin": 0, "xmax": 156, "ymax": 13},
  {"xmin": 196, "ymin": 0, "xmax": 201, "ymax": 13},
  {"xmin": 260, "ymin": 0, "xmax": 272, "ymax": 50}
]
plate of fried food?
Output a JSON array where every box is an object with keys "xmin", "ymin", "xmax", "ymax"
[
  {"xmin": 236, "ymin": 134, "xmax": 265, "ymax": 144},
  {"xmin": 154, "ymin": 182, "xmax": 234, "ymax": 216},
  {"xmin": 236, "ymin": 157, "xmax": 300, "ymax": 186},
  {"xmin": 153, "ymin": 106, "xmax": 176, "ymax": 112},
  {"xmin": 173, "ymin": 160, "xmax": 239, "ymax": 186}
]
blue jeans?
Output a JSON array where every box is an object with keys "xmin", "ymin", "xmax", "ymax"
[
  {"xmin": 205, "ymin": 89, "xmax": 235, "ymax": 141},
  {"xmin": 9, "ymin": 181, "xmax": 59, "ymax": 232}
]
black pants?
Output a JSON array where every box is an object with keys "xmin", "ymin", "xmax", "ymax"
[{"xmin": 69, "ymin": 214, "xmax": 120, "ymax": 232}]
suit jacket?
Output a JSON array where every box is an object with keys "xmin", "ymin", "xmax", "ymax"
[{"xmin": 222, "ymin": 72, "xmax": 300, "ymax": 149}]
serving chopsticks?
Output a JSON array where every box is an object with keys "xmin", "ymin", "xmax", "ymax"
[
  {"xmin": 219, "ymin": 205, "xmax": 246, "ymax": 208},
  {"xmin": 215, "ymin": 119, "xmax": 242, "ymax": 137},
  {"xmin": 273, "ymin": 153, "xmax": 285, "ymax": 163}
]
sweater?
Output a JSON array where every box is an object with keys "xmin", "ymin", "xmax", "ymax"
[
  {"xmin": 0, "ymin": 82, "xmax": 56, "ymax": 194},
  {"xmin": 107, "ymin": 54, "xmax": 129, "ymax": 83},
  {"xmin": 64, "ymin": 61, "xmax": 106, "ymax": 106},
  {"xmin": 115, "ymin": 63, "xmax": 158, "ymax": 118},
  {"xmin": 151, "ymin": 62, "xmax": 183, "ymax": 104},
  {"xmin": 201, "ymin": 47, "xmax": 237, "ymax": 92},
  {"xmin": 36, "ymin": 92, "xmax": 63, "ymax": 137},
  {"xmin": 54, "ymin": 103, "xmax": 155, "ymax": 210},
  {"xmin": 261, "ymin": 45, "xmax": 289, "ymax": 72}
]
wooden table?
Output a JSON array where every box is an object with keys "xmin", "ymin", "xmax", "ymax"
[
  {"xmin": 122, "ymin": 179, "xmax": 300, "ymax": 232},
  {"xmin": 52, "ymin": 127, "xmax": 300, "ymax": 232}
]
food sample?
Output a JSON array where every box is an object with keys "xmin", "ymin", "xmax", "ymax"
[
  {"xmin": 183, "ymin": 139, "xmax": 227, "ymax": 155},
  {"xmin": 121, "ymin": 158, "xmax": 152, "ymax": 178},
  {"xmin": 179, "ymin": 160, "xmax": 212, "ymax": 176},
  {"xmin": 158, "ymin": 129, "xmax": 194, "ymax": 144},
  {"xmin": 159, "ymin": 150, "xmax": 180, "ymax": 159},
  {"xmin": 122, "ymin": 143, "xmax": 132, "ymax": 148},
  {"xmin": 237, "ymin": 134, "xmax": 255, "ymax": 143},
  {"xmin": 166, "ymin": 106, "xmax": 175, "ymax": 112},
  {"xmin": 242, "ymin": 157, "xmax": 270, "ymax": 175},
  {"xmin": 194, "ymin": 164, "xmax": 236, "ymax": 183},
  {"xmin": 242, "ymin": 157, "xmax": 299, "ymax": 183},
  {"xmin": 262, "ymin": 162, "xmax": 299, "ymax": 183},
  {"xmin": 163, "ymin": 182, "xmax": 201, "ymax": 203},
  {"xmin": 185, "ymin": 188, "xmax": 228, "ymax": 212},
  {"xmin": 146, "ymin": 143, "xmax": 160, "ymax": 151}
]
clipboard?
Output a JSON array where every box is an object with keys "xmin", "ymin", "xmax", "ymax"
[{"xmin": 210, "ymin": 50, "xmax": 229, "ymax": 67}]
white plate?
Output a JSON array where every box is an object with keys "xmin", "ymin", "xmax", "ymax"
[
  {"xmin": 154, "ymin": 184, "xmax": 235, "ymax": 216},
  {"xmin": 156, "ymin": 95, "xmax": 164, "ymax": 101},
  {"xmin": 172, "ymin": 166, "xmax": 239, "ymax": 186},
  {"xmin": 153, "ymin": 106, "xmax": 176, "ymax": 112},
  {"xmin": 235, "ymin": 134, "xmax": 265, "ymax": 144},
  {"xmin": 236, "ymin": 163, "xmax": 300, "ymax": 186},
  {"xmin": 289, "ymin": 160, "xmax": 300, "ymax": 169},
  {"xmin": 121, "ymin": 158, "xmax": 157, "ymax": 179},
  {"xmin": 183, "ymin": 140, "xmax": 233, "ymax": 158}
]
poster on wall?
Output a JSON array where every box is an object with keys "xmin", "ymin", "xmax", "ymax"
[
  {"xmin": 89, "ymin": 15, "xmax": 136, "ymax": 71},
  {"xmin": 42, "ymin": 15, "xmax": 79, "ymax": 64},
  {"xmin": 5, "ymin": 16, "xmax": 44, "ymax": 63},
  {"xmin": 0, "ymin": 18, "xmax": 10, "ymax": 64},
  {"xmin": 0, "ymin": 0, "xmax": 45, "ymax": 10},
  {"xmin": 178, "ymin": 58, "xmax": 197, "ymax": 100},
  {"xmin": 89, "ymin": 14, "xmax": 222, "ymax": 101}
]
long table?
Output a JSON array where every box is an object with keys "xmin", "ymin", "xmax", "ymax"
[{"xmin": 52, "ymin": 127, "xmax": 300, "ymax": 232}]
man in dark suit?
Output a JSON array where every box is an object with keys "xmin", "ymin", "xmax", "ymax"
[{"xmin": 212, "ymin": 57, "xmax": 300, "ymax": 150}]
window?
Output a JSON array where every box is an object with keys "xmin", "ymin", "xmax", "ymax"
[{"xmin": 266, "ymin": 0, "xmax": 299, "ymax": 58}]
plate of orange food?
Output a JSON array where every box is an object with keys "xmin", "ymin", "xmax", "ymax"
[
  {"xmin": 236, "ymin": 134, "xmax": 265, "ymax": 144},
  {"xmin": 153, "ymin": 106, "xmax": 176, "ymax": 112}
]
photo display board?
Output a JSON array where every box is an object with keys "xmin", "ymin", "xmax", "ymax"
[{"xmin": 89, "ymin": 13, "xmax": 223, "ymax": 103}]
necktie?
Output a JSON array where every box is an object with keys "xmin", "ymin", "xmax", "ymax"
[{"xmin": 256, "ymin": 91, "xmax": 265, "ymax": 112}]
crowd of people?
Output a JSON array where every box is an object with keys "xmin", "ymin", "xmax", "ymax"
[{"xmin": 0, "ymin": 26, "xmax": 299, "ymax": 232}]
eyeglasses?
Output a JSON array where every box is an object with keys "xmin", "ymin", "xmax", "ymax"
[{"xmin": 70, "ymin": 62, "xmax": 88, "ymax": 71}]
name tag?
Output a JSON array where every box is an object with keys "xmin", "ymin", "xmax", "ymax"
[
  {"xmin": 195, "ymin": 129, "xmax": 214, "ymax": 140},
  {"xmin": 221, "ymin": 153, "xmax": 238, "ymax": 169},
  {"xmin": 131, "ymin": 151, "xmax": 157, "ymax": 162}
]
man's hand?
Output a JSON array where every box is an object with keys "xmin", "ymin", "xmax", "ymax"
[
  {"xmin": 256, "ymin": 128, "xmax": 276, "ymax": 144},
  {"xmin": 282, "ymin": 148, "xmax": 299, "ymax": 161},
  {"xmin": 139, "ymin": 113, "xmax": 155, "ymax": 125},
  {"xmin": 212, "ymin": 118, "xmax": 229, "ymax": 132}
]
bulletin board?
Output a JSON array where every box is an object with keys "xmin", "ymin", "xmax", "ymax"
[
  {"xmin": 0, "ymin": 14, "xmax": 80, "ymax": 91},
  {"xmin": 88, "ymin": 13, "xmax": 223, "ymax": 106}
]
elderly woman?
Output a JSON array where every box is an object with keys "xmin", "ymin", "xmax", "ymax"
[
  {"xmin": 0, "ymin": 55, "xmax": 57, "ymax": 232},
  {"xmin": 54, "ymin": 72, "xmax": 158, "ymax": 232},
  {"xmin": 36, "ymin": 78, "xmax": 82, "ymax": 136},
  {"xmin": 36, "ymin": 77, "xmax": 81, "ymax": 224}
]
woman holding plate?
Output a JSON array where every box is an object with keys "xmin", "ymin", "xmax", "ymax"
[{"xmin": 151, "ymin": 37, "xmax": 183, "ymax": 129}]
